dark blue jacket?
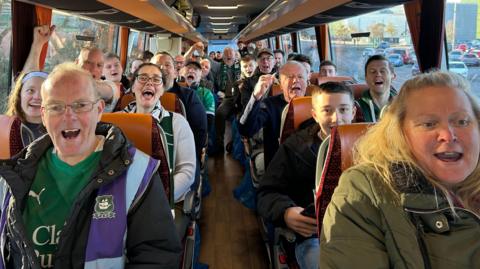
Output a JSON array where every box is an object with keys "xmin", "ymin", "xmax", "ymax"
[
  {"xmin": 239, "ymin": 94, "xmax": 288, "ymax": 168},
  {"xmin": 168, "ymin": 82, "xmax": 208, "ymax": 157}
]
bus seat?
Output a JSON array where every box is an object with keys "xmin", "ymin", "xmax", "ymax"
[
  {"xmin": 279, "ymin": 96, "xmax": 312, "ymax": 143},
  {"xmin": 118, "ymin": 92, "xmax": 136, "ymax": 110},
  {"xmin": 315, "ymin": 123, "xmax": 373, "ymax": 234},
  {"xmin": 315, "ymin": 75, "xmax": 354, "ymax": 85},
  {"xmin": 305, "ymin": 84, "xmax": 316, "ymax": 96},
  {"xmin": 101, "ymin": 113, "xmax": 152, "ymax": 155},
  {"xmin": 270, "ymin": 83, "xmax": 283, "ymax": 96},
  {"xmin": 0, "ymin": 116, "xmax": 18, "ymax": 159},
  {"xmin": 161, "ymin": 92, "xmax": 186, "ymax": 116},
  {"xmin": 177, "ymin": 81, "xmax": 188, "ymax": 88},
  {"xmin": 353, "ymin": 101, "xmax": 365, "ymax": 123},
  {"xmin": 116, "ymin": 92, "xmax": 186, "ymax": 117},
  {"xmin": 101, "ymin": 112, "xmax": 175, "ymax": 207},
  {"xmin": 349, "ymin": 83, "xmax": 369, "ymax": 100}
]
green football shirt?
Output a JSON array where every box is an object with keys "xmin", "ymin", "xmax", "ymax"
[{"xmin": 22, "ymin": 147, "xmax": 101, "ymax": 268}]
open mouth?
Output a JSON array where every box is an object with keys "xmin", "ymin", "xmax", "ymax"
[
  {"xmin": 187, "ymin": 75, "xmax": 195, "ymax": 80},
  {"xmin": 374, "ymin": 80, "xmax": 384, "ymax": 86},
  {"xmin": 29, "ymin": 103, "xmax": 41, "ymax": 108},
  {"xmin": 434, "ymin": 152, "xmax": 463, "ymax": 162},
  {"xmin": 62, "ymin": 129, "xmax": 80, "ymax": 139},
  {"xmin": 111, "ymin": 72, "xmax": 119, "ymax": 77},
  {"xmin": 142, "ymin": 89, "xmax": 155, "ymax": 98}
]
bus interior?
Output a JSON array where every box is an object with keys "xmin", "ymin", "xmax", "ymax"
[{"xmin": 0, "ymin": 0, "xmax": 474, "ymax": 268}]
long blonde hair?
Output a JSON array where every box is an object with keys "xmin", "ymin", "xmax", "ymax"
[{"xmin": 354, "ymin": 71, "xmax": 480, "ymax": 213}]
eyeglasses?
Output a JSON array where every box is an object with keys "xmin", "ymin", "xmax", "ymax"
[
  {"xmin": 283, "ymin": 74, "xmax": 306, "ymax": 81},
  {"xmin": 42, "ymin": 100, "xmax": 100, "ymax": 116},
  {"xmin": 136, "ymin": 74, "xmax": 163, "ymax": 85},
  {"xmin": 259, "ymin": 56, "xmax": 274, "ymax": 62}
]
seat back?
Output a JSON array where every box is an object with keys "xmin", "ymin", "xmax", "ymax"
[
  {"xmin": 161, "ymin": 92, "xmax": 186, "ymax": 116},
  {"xmin": 304, "ymin": 84, "xmax": 316, "ymax": 96},
  {"xmin": 118, "ymin": 92, "xmax": 136, "ymax": 110},
  {"xmin": 315, "ymin": 123, "xmax": 373, "ymax": 234},
  {"xmin": 270, "ymin": 83, "xmax": 283, "ymax": 96},
  {"xmin": 177, "ymin": 81, "xmax": 188, "ymax": 88},
  {"xmin": 0, "ymin": 116, "xmax": 16, "ymax": 159},
  {"xmin": 279, "ymin": 96, "xmax": 312, "ymax": 143},
  {"xmin": 101, "ymin": 113, "xmax": 153, "ymax": 155},
  {"xmin": 349, "ymin": 83, "xmax": 369, "ymax": 100},
  {"xmin": 315, "ymin": 75, "xmax": 353, "ymax": 85},
  {"xmin": 101, "ymin": 113, "xmax": 175, "ymax": 206},
  {"xmin": 116, "ymin": 92, "xmax": 186, "ymax": 117}
]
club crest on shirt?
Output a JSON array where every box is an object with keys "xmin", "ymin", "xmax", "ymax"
[{"xmin": 93, "ymin": 195, "xmax": 115, "ymax": 219}]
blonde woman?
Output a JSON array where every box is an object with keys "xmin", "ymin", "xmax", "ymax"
[{"xmin": 320, "ymin": 71, "xmax": 480, "ymax": 268}]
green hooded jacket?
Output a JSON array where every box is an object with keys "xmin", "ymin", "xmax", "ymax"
[{"xmin": 320, "ymin": 164, "xmax": 480, "ymax": 269}]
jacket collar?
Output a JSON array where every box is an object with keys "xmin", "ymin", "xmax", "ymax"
[
  {"xmin": 1, "ymin": 123, "xmax": 132, "ymax": 207},
  {"xmin": 390, "ymin": 163, "xmax": 451, "ymax": 210}
]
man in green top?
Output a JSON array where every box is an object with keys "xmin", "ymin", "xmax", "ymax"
[
  {"xmin": 357, "ymin": 55, "xmax": 397, "ymax": 122},
  {"xmin": 0, "ymin": 63, "xmax": 181, "ymax": 268},
  {"xmin": 183, "ymin": 60, "xmax": 216, "ymax": 131}
]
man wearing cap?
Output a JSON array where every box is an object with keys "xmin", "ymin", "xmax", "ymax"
[
  {"xmin": 213, "ymin": 47, "xmax": 241, "ymax": 154},
  {"xmin": 239, "ymin": 48, "xmax": 276, "ymax": 111}
]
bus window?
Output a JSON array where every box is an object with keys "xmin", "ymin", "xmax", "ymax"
[
  {"xmin": 0, "ymin": 0, "xmax": 12, "ymax": 111},
  {"xmin": 126, "ymin": 30, "xmax": 145, "ymax": 69},
  {"xmin": 44, "ymin": 10, "xmax": 118, "ymax": 72},
  {"xmin": 444, "ymin": 0, "xmax": 480, "ymax": 100},
  {"xmin": 281, "ymin": 34, "xmax": 292, "ymax": 55},
  {"xmin": 299, "ymin": 27, "xmax": 320, "ymax": 72},
  {"xmin": 269, "ymin": 37, "xmax": 276, "ymax": 50},
  {"xmin": 329, "ymin": 5, "xmax": 413, "ymax": 90}
]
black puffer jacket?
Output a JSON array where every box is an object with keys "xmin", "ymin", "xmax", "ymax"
[
  {"xmin": 0, "ymin": 123, "xmax": 182, "ymax": 269},
  {"xmin": 257, "ymin": 123, "xmax": 320, "ymax": 229}
]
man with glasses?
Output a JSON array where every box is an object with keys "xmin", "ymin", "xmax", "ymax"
[
  {"xmin": 0, "ymin": 63, "xmax": 182, "ymax": 268},
  {"xmin": 239, "ymin": 61, "xmax": 308, "ymax": 169}
]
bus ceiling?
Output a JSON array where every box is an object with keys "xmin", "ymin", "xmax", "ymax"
[
  {"xmin": 18, "ymin": 0, "xmax": 207, "ymax": 42},
  {"xmin": 18, "ymin": 0, "xmax": 414, "ymax": 44},
  {"xmin": 235, "ymin": 0, "xmax": 414, "ymax": 42}
]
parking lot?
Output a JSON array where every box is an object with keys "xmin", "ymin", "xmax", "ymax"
[{"xmin": 333, "ymin": 43, "xmax": 480, "ymax": 101}]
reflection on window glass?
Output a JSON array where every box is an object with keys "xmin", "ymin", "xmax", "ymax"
[
  {"xmin": 126, "ymin": 30, "xmax": 145, "ymax": 71},
  {"xmin": 44, "ymin": 10, "xmax": 118, "ymax": 72},
  {"xmin": 281, "ymin": 34, "xmax": 292, "ymax": 55},
  {"xmin": 0, "ymin": 0, "xmax": 12, "ymax": 112},
  {"xmin": 445, "ymin": 0, "xmax": 480, "ymax": 99},
  {"xmin": 269, "ymin": 37, "xmax": 276, "ymax": 50},
  {"xmin": 299, "ymin": 27, "xmax": 320, "ymax": 72},
  {"xmin": 329, "ymin": 5, "xmax": 413, "ymax": 90}
]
